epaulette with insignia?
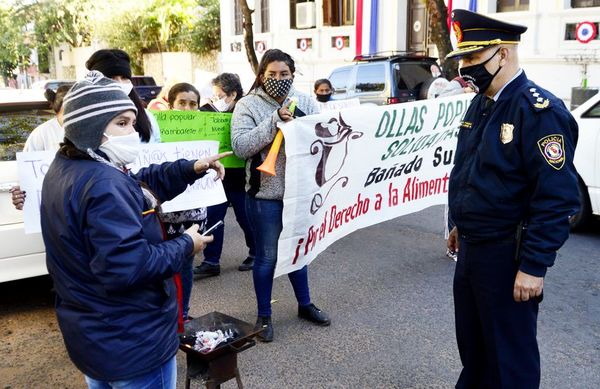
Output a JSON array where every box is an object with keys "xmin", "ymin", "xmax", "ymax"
[{"xmin": 525, "ymin": 87, "xmax": 551, "ymax": 111}]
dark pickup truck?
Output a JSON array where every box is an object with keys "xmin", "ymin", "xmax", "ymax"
[{"xmin": 131, "ymin": 76, "xmax": 163, "ymax": 104}]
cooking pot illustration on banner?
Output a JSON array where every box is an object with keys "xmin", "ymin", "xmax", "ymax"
[{"xmin": 310, "ymin": 114, "xmax": 363, "ymax": 214}]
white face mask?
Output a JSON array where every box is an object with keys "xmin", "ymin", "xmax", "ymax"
[
  {"xmin": 99, "ymin": 132, "xmax": 140, "ymax": 166},
  {"xmin": 119, "ymin": 80, "xmax": 134, "ymax": 95},
  {"xmin": 213, "ymin": 97, "xmax": 231, "ymax": 112}
]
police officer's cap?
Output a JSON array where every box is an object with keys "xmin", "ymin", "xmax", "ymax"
[{"xmin": 446, "ymin": 10, "xmax": 527, "ymax": 59}]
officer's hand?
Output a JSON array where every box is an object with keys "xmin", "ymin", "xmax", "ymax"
[
  {"xmin": 184, "ymin": 224, "xmax": 214, "ymax": 254},
  {"xmin": 447, "ymin": 227, "xmax": 460, "ymax": 253},
  {"xmin": 513, "ymin": 271, "xmax": 544, "ymax": 302},
  {"xmin": 9, "ymin": 185, "xmax": 26, "ymax": 210}
]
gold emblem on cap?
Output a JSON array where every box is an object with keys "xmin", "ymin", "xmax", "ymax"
[{"xmin": 500, "ymin": 123, "xmax": 514, "ymax": 144}]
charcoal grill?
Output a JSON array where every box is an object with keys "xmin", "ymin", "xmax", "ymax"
[{"xmin": 179, "ymin": 311, "xmax": 262, "ymax": 389}]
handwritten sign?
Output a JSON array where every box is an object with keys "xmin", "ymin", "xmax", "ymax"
[
  {"xmin": 128, "ymin": 141, "xmax": 226, "ymax": 213},
  {"xmin": 317, "ymin": 98, "xmax": 361, "ymax": 112},
  {"xmin": 17, "ymin": 141, "xmax": 225, "ymax": 233},
  {"xmin": 152, "ymin": 110, "xmax": 245, "ymax": 168},
  {"xmin": 16, "ymin": 150, "xmax": 55, "ymax": 234}
]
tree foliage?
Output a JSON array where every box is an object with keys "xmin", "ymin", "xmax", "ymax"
[
  {"xmin": 96, "ymin": 0, "xmax": 220, "ymax": 73},
  {"xmin": 0, "ymin": 5, "xmax": 31, "ymax": 83},
  {"xmin": 426, "ymin": 0, "xmax": 458, "ymax": 79}
]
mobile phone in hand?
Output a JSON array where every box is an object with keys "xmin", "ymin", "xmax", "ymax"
[{"xmin": 202, "ymin": 220, "xmax": 224, "ymax": 236}]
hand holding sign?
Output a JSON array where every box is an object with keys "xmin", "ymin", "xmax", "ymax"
[
  {"xmin": 10, "ymin": 185, "xmax": 26, "ymax": 210},
  {"xmin": 194, "ymin": 151, "xmax": 234, "ymax": 180}
]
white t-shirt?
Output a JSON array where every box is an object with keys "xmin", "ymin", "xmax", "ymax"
[{"xmin": 23, "ymin": 117, "xmax": 63, "ymax": 152}]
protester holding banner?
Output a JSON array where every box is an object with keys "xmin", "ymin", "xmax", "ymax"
[
  {"xmin": 86, "ymin": 49, "xmax": 161, "ymax": 143},
  {"xmin": 10, "ymin": 86, "xmax": 70, "ymax": 210},
  {"xmin": 314, "ymin": 78, "xmax": 333, "ymax": 103},
  {"xmin": 231, "ymin": 49, "xmax": 330, "ymax": 343},
  {"xmin": 40, "ymin": 72, "xmax": 226, "ymax": 388},
  {"xmin": 194, "ymin": 73, "xmax": 256, "ymax": 277},
  {"xmin": 161, "ymin": 82, "xmax": 206, "ymax": 321},
  {"xmin": 446, "ymin": 10, "xmax": 579, "ymax": 388}
]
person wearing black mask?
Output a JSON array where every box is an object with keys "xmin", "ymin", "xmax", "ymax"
[
  {"xmin": 446, "ymin": 10, "xmax": 579, "ymax": 389},
  {"xmin": 313, "ymin": 78, "xmax": 333, "ymax": 103}
]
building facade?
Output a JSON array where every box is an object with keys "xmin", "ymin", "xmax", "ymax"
[{"xmin": 221, "ymin": 0, "xmax": 600, "ymax": 101}]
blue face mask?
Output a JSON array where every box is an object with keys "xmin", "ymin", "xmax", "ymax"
[{"xmin": 459, "ymin": 48, "xmax": 502, "ymax": 94}]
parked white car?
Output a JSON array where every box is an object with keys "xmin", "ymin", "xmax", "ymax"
[
  {"xmin": 0, "ymin": 96, "xmax": 53, "ymax": 282},
  {"xmin": 571, "ymin": 91, "xmax": 600, "ymax": 229}
]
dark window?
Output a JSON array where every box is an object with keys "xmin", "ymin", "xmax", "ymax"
[
  {"xmin": 582, "ymin": 98, "xmax": 600, "ymax": 118},
  {"xmin": 497, "ymin": 0, "xmax": 529, "ymax": 12},
  {"xmin": 355, "ymin": 64, "xmax": 386, "ymax": 92},
  {"xmin": 0, "ymin": 106, "xmax": 54, "ymax": 161},
  {"xmin": 234, "ymin": 1, "xmax": 243, "ymax": 35},
  {"xmin": 395, "ymin": 62, "xmax": 434, "ymax": 90},
  {"xmin": 329, "ymin": 67, "xmax": 352, "ymax": 92},
  {"xmin": 261, "ymin": 0, "xmax": 270, "ymax": 33},
  {"xmin": 323, "ymin": 0, "xmax": 354, "ymax": 26},
  {"xmin": 564, "ymin": 22, "xmax": 600, "ymax": 40},
  {"xmin": 571, "ymin": 0, "xmax": 600, "ymax": 7}
]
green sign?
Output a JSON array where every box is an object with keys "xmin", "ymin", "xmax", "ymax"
[{"xmin": 152, "ymin": 110, "xmax": 245, "ymax": 168}]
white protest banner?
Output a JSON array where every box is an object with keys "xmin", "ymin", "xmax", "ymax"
[
  {"xmin": 128, "ymin": 141, "xmax": 226, "ymax": 213},
  {"xmin": 275, "ymin": 94, "xmax": 474, "ymax": 277},
  {"xmin": 16, "ymin": 150, "xmax": 56, "ymax": 234},
  {"xmin": 317, "ymin": 98, "xmax": 361, "ymax": 112},
  {"xmin": 17, "ymin": 141, "xmax": 225, "ymax": 233}
]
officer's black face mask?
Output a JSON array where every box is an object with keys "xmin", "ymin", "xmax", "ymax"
[{"xmin": 459, "ymin": 48, "xmax": 502, "ymax": 94}]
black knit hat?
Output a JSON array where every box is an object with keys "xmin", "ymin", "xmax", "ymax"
[
  {"xmin": 62, "ymin": 71, "xmax": 137, "ymax": 151},
  {"xmin": 86, "ymin": 49, "xmax": 132, "ymax": 79}
]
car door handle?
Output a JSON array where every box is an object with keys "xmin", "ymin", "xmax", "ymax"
[{"xmin": 0, "ymin": 183, "xmax": 19, "ymax": 192}]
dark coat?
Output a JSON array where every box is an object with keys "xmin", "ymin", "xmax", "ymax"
[
  {"xmin": 40, "ymin": 153, "xmax": 202, "ymax": 381},
  {"xmin": 449, "ymin": 71, "xmax": 580, "ymax": 277}
]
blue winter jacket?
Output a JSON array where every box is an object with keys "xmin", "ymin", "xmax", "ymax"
[{"xmin": 40, "ymin": 152, "xmax": 203, "ymax": 381}]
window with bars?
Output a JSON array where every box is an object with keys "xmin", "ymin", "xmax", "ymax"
[
  {"xmin": 323, "ymin": 0, "xmax": 355, "ymax": 27},
  {"xmin": 234, "ymin": 1, "xmax": 243, "ymax": 35},
  {"xmin": 496, "ymin": 0, "xmax": 529, "ymax": 12},
  {"xmin": 571, "ymin": 0, "xmax": 600, "ymax": 7},
  {"xmin": 260, "ymin": 0, "xmax": 270, "ymax": 33}
]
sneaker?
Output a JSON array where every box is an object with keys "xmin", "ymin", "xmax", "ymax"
[
  {"xmin": 254, "ymin": 316, "xmax": 273, "ymax": 342},
  {"xmin": 238, "ymin": 257, "xmax": 254, "ymax": 272},
  {"xmin": 446, "ymin": 249, "xmax": 457, "ymax": 262},
  {"xmin": 298, "ymin": 303, "xmax": 331, "ymax": 326},
  {"xmin": 193, "ymin": 262, "xmax": 220, "ymax": 278}
]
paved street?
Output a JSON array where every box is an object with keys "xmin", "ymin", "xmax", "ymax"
[{"xmin": 1, "ymin": 205, "xmax": 599, "ymax": 388}]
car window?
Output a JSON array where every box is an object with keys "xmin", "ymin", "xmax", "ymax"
[
  {"xmin": 0, "ymin": 108, "xmax": 54, "ymax": 161},
  {"xmin": 582, "ymin": 99, "xmax": 600, "ymax": 118},
  {"xmin": 355, "ymin": 64, "xmax": 386, "ymax": 92},
  {"xmin": 132, "ymin": 77, "xmax": 155, "ymax": 87},
  {"xmin": 395, "ymin": 62, "xmax": 435, "ymax": 90},
  {"xmin": 329, "ymin": 68, "xmax": 352, "ymax": 92}
]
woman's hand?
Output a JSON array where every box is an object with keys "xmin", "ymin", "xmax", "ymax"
[
  {"xmin": 9, "ymin": 186, "xmax": 26, "ymax": 210},
  {"xmin": 277, "ymin": 100, "xmax": 295, "ymax": 122},
  {"xmin": 184, "ymin": 224, "xmax": 215, "ymax": 254},
  {"xmin": 194, "ymin": 151, "xmax": 233, "ymax": 180}
]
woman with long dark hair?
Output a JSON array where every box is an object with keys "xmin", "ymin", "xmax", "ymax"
[{"xmin": 231, "ymin": 49, "xmax": 330, "ymax": 343}]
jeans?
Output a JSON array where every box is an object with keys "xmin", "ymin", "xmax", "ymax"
[
  {"xmin": 203, "ymin": 190, "xmax": 255, "ymax": 265},
  {"xmin": 245, "ymin": 196, "xmax": 310, "ymax": 317},
  {"xmin": 84, "ymin": 355, "xmax": 176, "ymax": 389},
  {"xmin": 180, "ymin": 254, "xmax": 193, "ymax": 318}
]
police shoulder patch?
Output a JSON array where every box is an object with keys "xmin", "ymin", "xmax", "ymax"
[
  {"xmin": 537, "ymin": 134, "xmax": 565, "ymax": 170},
  {"xmin": 525, "ymin": 87, "xmax": 551, "ymax": 111}
]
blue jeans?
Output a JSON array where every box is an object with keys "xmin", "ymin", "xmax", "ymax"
[
  {"xmin": 84, "ymin": 355, "xmax": 176, "ymax": 389},
  {"xmin": 180, "ymin": 254, "xmax": 193, "ymax": 318},
  {"xmin": 245, "ymin": 196, "xmax": 310, "ymax": 317},
  {"xmin": 203, "ymin": 190, "xmax": 255, "ymax": 265}
]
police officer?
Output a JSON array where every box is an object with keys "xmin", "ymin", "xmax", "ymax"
[{"xmin": 446, "ymin": 10, "xmax": 580, "ymax": 389}]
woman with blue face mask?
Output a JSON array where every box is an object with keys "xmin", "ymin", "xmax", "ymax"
[{"xmin": 231, "ymin": 49, "xmax": 331, "ymax": 343}]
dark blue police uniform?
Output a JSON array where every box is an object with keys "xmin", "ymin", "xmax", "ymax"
[{"xmin": 447, "ymin": 10, "xmax": 580, "ymax": 389}]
